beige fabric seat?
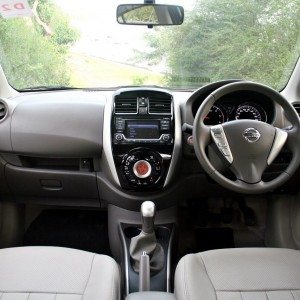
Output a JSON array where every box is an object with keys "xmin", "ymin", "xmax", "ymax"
[
  {"xmin": 175, "ymin": 248, "xmax": 300, "ymax": 300},
  {"xmin": 0, "ymin": 246, "xmax": 120, "ymax": 300}
]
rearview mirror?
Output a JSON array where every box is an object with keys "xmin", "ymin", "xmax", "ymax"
[{"xmin": 117, "ymin": 4, "xmax": 184, "ymax": 26}]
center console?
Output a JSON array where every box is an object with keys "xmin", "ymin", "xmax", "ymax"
[{"xmin": 111, "ymin": 88, "xmax": 175, "ymax": 190}]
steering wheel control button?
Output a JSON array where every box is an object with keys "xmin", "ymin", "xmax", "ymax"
[
  {"xmin": 133, "ymin": 160, "xmax": 152, "ymax": 178},
  {"xmin": 211, "ymin": 125, "xmax": 233, "ymax": 164},
  {"xmin": 221, "ymin": 148, "xmax": 230, "ymax": 156},
  {"xmin": 211, "ymin": 127, "xmax": 221, "ymax": 134},
  {"xmin": 243, "ymin": 128, "xmax": 261, "ymax": 143}
]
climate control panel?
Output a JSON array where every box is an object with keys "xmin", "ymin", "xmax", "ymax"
[{"xmin": 121, "ymin": 149, "xmax": 164, "ymax": 188}]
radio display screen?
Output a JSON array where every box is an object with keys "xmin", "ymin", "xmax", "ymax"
[{"xmin": 126, "ymin": 120, "xmax": 160, "ymax": 139}]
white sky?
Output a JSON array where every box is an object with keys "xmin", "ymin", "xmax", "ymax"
[{"xmin": 53, "ymin": 0, "xmax": 195, "ymax": 70}]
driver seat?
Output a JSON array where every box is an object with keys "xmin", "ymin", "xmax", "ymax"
[{"xmin": 175, "ymin": 248, "xmax": 300, "ymax": 300}]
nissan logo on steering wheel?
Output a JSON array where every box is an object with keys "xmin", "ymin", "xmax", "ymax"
[{"xmin": 243, "ymin": 128, "xmax": 261, "ymax": 143}]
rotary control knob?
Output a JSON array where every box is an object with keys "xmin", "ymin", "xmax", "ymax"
[
  {"xmin": 121, "ymin": 148, "xmax": 164, "ymax": 188},
  {"xmin": 133, "ymin": 160, "xmax": 151, "ymax": 178},
  {"xmin": 162, "ymin": 134, "xmax": 171, "ymax": 142},
  {"xmin": 115, "ymin": 133, "xmax": 123, "ymax": 142}
]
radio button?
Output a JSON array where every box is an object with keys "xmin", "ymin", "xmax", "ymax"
[
  {"xmin": 160, "ymin": 119, "xmax": 170, "ymax": 130},
  {"xmin": 115, "ymin": 118, "xmax": 125, "ymax": 130}
]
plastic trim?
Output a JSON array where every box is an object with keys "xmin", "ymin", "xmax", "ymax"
[
  {"xmin": 103, "ymin": 96, "xmax": 121, "ymax": 186},
  {"xmin": 164, "ymin": 98, "xmax": 182, "ymax": 187}
]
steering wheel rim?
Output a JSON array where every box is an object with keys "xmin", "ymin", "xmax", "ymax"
[{"xmin": 193, "ymin": 81, "xmax": 300, "ymax": 194}]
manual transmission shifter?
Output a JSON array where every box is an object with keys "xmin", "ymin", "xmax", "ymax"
[
  {"xmin": 141, "ymin": 201, "xmax": 155, "ymax": 234},
  {"xmin": 129, "ymin": 201, "xmax": 164, "ymax": 274}
]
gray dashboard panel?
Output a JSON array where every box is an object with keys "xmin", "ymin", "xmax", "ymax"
[{"xmin": 10, "ymin": 91, "xmax": 105, "ymax": 157}]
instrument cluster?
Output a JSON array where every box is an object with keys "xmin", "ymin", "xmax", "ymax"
[{"xmin": 204, "ymin": 101, "xmax": 268, "ymax": 125}]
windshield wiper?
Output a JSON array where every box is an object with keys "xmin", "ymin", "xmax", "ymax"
[
  {"xmin": 19, "ymin": 84, "xmax": 193, "ymax": 92},
  {"xmin": 20, "ymin": 85, "xmax": 169, "ymax": 92},
  {"xmin": 19, "ymin": 85, "xmax": 81, "ymax": 92}
]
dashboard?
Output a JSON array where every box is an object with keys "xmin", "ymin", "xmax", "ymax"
[{"xmin": 0, "ymin": 80, "xmax": 297, "ymax": 210}]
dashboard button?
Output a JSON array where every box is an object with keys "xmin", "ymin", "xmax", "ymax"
[
  {"xmin": 133, "ymin": 160, "xmax": 152, "ymax": 178},
  {"xmin": 139, "ymin": 107, "xmax": 148, "ymax": 114},
  {"xmin": 162, "ymin": 134, "xmax": 171, "ymax": 142},
  {"xmin": 115, "ymin": 133, "xmax": 123, "ymax": 141}
]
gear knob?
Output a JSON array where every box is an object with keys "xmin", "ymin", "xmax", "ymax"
[{"xmin": 141, "ymin": 201, "xmax": 156, "ymax": 234}]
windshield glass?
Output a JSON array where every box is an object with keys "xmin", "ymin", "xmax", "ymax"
[{"xmin": 0, "ymin": 0, "xmax": 299, "ymax": 90}]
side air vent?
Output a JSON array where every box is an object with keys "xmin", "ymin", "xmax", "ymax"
[
  {"xmin": 0, "ymin": 100, "xmax": 7, "ymax": 120},
  {"xmin": 114, "ymin": 97, "xmax": 137, "ymax": 114},
  {"xmin": 292, "ymin": 103, "xmax": 300, "ymax": 117},
  {"xmin": 149, "ymin": 95, "xmax": 172, "ymax": 114}
]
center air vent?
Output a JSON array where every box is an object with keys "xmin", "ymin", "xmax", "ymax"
[
  {"xmin": 149, "ymin": 94, "xmax": 172, "ymax": 114},
  {"xmin": 0, "ymin": 100, "xmax": 7, "ymax": 120},
  {"xmin": 292, "ymin": 103, "xmax": 300, "ymax": 117},
  {"xmin": 114, "ymin": 97, "xmax": 137, "ymax": 114}
]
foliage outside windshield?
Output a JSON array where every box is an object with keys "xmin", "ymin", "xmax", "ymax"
[{"xmin": 0, "ymin": 0, "xmax": 299, "ymax": 90}]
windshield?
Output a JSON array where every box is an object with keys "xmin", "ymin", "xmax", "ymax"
[{"xmin": 0, "ymin": 0, "xmax": 299, "ymax": 90}]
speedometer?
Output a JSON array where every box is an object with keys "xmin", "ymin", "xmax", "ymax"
[
  {"xmin": 235, "ymin": 104, "xmax": 265, "ymax": 121},
  {"xmin": 204, "ymin": 105, "xmax": 226, "ymax": 125}
]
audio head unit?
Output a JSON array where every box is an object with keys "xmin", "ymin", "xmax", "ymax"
[{"xmin": 113, "ymin": 117, "xmax": 173, "ymax": 145}]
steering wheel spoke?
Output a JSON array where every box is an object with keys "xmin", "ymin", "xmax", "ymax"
[
  {"xmin": 267, "ymin": 128, "xmax": 288, "ymax": 165},
  {"xmin": 229, "ymin": 160, "xmax": 265, "ymax": 184},
  {"xmin": 210, "ymin": 125, "xmax": 233, "ymax": 164}
]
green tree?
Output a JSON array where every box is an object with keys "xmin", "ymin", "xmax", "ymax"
[
  {"xmin": 0, "ymin": 0, "xmax": 79, "ymax": 89},
  {"xmin": 139, "ymin": 0, "xmax": 300, "ymax": 89}
]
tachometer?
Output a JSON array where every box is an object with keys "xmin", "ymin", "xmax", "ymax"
[
  {"xmin": 204, "ymin": 105, "xmax": 226, "ymax": 125},
  {"xmin": 235, "ymin": 104, "xmax": 266, "ymax": 122}
]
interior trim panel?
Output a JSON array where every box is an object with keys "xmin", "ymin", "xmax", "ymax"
[{"xmin": 10, "ymin": 91, "xmax": 105, "ymax": 157}]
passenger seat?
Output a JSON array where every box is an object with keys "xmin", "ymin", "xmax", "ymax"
[{"xmin": 0, "ymin": 246, "xmax": 120, "ymax": 299}]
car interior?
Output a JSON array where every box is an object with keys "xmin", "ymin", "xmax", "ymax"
[{"xmin": 0, "ymin": 0, "xmax": 299, "ymax": 299}]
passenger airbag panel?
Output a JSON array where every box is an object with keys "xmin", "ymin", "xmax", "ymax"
[{"xmin": 10, "ymin": 93, "xmax": 105, "ymax": 157}]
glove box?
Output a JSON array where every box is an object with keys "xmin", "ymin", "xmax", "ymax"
[{"xmin": 5, "ymin": 163, "xmax": 99, "ymax": 206}]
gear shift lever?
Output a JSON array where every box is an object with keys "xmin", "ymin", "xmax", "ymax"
[
  {"xmin": 129, "ymin": 201, "xmax": 164, "ymax": 274},
  {"xmin": 141, "ymin": 201, "xmax": 155, "ymax": 234}
]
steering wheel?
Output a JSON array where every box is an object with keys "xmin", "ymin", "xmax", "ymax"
[{"xmin": 193, "ymin": 81, "xmax": 300, "ymax": 194}]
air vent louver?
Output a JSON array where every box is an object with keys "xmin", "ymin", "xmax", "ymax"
[
  {"xmin": 0, "ymin": 100, "xmax": 7, "ymax": 120},
  {"xmin": 114, "ymin": 97, "xmax": 137, "ymax": 114},
  {"xmin": 149, "ymin": 95, "xmax": 172, "ymax": 114},
  {"xmin": 292, "ymin": 103, "xmax": 300, "ymax": 117}
]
